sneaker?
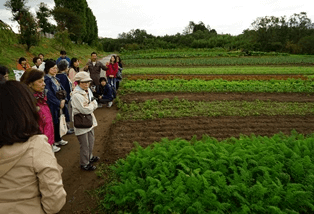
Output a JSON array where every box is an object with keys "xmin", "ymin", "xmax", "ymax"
[
  {"xmin": 90, "ymin": 156, "xmax": 100, "ymax": 163},
  {"xmin": 98, "ymin": 103, "xmax": 103, "ymax": 108},
  {"xmin": 67, "ymin": 128, "xmax": 74, "ymax": 135},
  {"xmin": 55, "ymin": 139, "xmax": 68, "ymax": 146},
  {"xmin": 107, "ymin": 101, "xmax": 113, "ymax": 108},
  {"xmin": 81, "ymin": 164, "xmax": 96, "ymax": 171},
  {"xmin": 52, "ymin": 144, "xmax": 61, "ymax": 153}
]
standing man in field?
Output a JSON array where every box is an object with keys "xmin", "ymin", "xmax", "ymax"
[{"xmin": 83, "ymin": 52, "xmax": 107, "ymax": 86}]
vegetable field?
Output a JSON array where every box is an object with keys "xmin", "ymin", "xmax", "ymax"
[{"xmin": 97, "ymin": 50, "xmax": 314, "ymax": 213}]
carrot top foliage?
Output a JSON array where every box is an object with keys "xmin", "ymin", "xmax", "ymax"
[{"xmin": 98, "ymin": 131, "xmax": 314, "ymax": 214}]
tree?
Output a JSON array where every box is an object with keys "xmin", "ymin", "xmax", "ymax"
[
  {"xmin": 298, "ymin": 35, "xmax": 314, "ymax": 54},
  {"xmin": 4, "ymin": 0, "xmax": 28, "ymax": 22},
  {"xmin": 19, "ymin": 11, "xmax": 39, "ymax": 50},
  {"xmin": 5, "ymin": 0, "xmax": 39, "ymax": 50},
  {"xmin": 53, "ymin": 0, "xmax": 88, "ymax": 43},
  {"xmin": 84, "ymin": 6, "xmax": 98, "ymax": 45},
  {"xmin": 183, "ymin": 21, "xmax": 211, "ymax": 35},
  {"xmin": 118, "ymin": 29, "xmax": 153, "ymax": 44},
  {"xmin": 36, "ymin": 2, "xmax": 54, "ymax": 34},
  {"xmin": 51, "ymin": 7, "xmax": 84, "ymax": 41}
]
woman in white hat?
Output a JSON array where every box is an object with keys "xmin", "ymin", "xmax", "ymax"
[{"xmin": 71, "ymin": 71, "xmax": 100, "ymax": 171}]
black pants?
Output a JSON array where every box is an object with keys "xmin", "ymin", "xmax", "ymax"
[
  {"xmin": 98, "ymin": 98, "xmax": 112, "ymax": 104},
  {"xmin": 53, "ymin": 122, "xmax": 62, "ymax": 143},
  {"xmin": 116, "ymin": 81, "xmax": 120, "ymax": 90}
]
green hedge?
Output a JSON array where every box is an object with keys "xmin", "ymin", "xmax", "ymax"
[{"xmin": 99, "ymin": 131, "xmax": 314, "ymax": 213}]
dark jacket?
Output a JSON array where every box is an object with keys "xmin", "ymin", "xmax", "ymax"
[
  {"xmin": 94, "ymin": 84, "xmax": 115, "ymax": 101},
  {"xmin": 56, "ymin": 57, "xmax": 71, "ymax": 66},
  {"xmin": 44, "ymin": 75, "xmax": 70, "ymax": 124},
  {"xmin": 83, "ymin": 61, "xmax": 107, "ymax": 86},
  {"xmin": 56, "ymin": 73, "xmax": 71, "ymax": 103}
]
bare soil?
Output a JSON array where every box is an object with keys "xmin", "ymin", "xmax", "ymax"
[
  {"xmin": 121, "ymin": 92, "xmax": 314, "ymax": 103},
  {"xmin": 55, "ymin": 91, "xmax": 314, "ymax": 213},
  {"xmin": 106, "ymin": 115, "xmax": 314, "ymax": 164}
]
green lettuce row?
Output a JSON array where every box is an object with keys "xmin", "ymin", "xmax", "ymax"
[
  {"xmin": 99, "ymin": 131, "xmax": 314, "ymax": 213},
  {"xmin": 124, "ymin": 56, "xmax": 314, "ymax": 66},
  {"xmin": 116, "ymin": 98, "xmax": 314, "ymax": 120},
  {"xmin": 123, "ymin": 66, "xmax": 314, "ymax": 75},
  {"xmin": 121, "ymin": 79, "xmax": 314, "ymax": 93}
]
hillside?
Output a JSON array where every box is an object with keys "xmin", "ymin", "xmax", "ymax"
[{"xmin": 0, "ymin": 37, "xmax": 108, "ymax": 79}]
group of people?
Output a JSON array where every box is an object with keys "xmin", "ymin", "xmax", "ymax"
[{"xmin": 0, "ymin": 51, "xmax": 123, "ymax": 213}]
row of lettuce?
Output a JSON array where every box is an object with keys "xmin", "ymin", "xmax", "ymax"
[
  {"xmin": 123, "ymin": 66, "xmax": 314, "ymax": 75},
  {"xmin": 115, "ymin": 98, "xmax": 314, "ymax": 121},
  {"xmin": 123, "ymin": 55, "xmax": 314, "ymax": 67},
  {"xmin": 120, "ymin": 78, "xmax": 314, "ymax": 94}
]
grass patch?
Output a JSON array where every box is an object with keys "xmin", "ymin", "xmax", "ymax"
[{"xmin": 0, "ymin": 37, "xmax": 108, "ymax": 79}]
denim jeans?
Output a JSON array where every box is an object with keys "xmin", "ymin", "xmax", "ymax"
[{"xmin": 108, "ymin": 77, "xmax": 116, "ymax": 89}]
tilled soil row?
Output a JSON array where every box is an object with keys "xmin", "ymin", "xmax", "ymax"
[
  {"xmin": 103, "ymin": 115, "xmax": 314, "ymax": 164},
  {"xmin": 125, "ymin": 74, "xmax": 308, "ymax": 81},
  {"xmin": 120, "ymin": 92, "xmax": 314, "ymax": 103}
]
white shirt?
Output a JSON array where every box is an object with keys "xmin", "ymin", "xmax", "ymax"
[{"xmin": 32, "ymin": 62, "xmax": 45, "ymax": 71}]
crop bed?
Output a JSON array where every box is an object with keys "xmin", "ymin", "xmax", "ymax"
[
  {"xmin": 125, "ymin": 74, "xmax": 308, "ymax": 81},
  {"xmin": 99, "ymin": 55, "xmax": 314, "ymax": 213},
  {"xmin": 105, "ymin": 115, "xmax": 314, "ymax": 164}
]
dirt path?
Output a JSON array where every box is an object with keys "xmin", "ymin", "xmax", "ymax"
[{"xmin": 55, "ymin": 55, "xmax": 118, "ymax": 214}]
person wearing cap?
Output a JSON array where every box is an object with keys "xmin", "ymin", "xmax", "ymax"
[
  {"xmin": 44, "ymin": 60, "xmax": 69, "ymax": 151},
  {"xmin": 71, "ymin": 71, "xmax": 99, "ymax": 171}
]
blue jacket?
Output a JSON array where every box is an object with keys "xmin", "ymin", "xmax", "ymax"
[
  {"xmin": 44, "ymin": 75, "xmax": 70, "ymax": 124},
  {"xmin": 56, "ymin": 73, "xmax": 71, "ymax": 103},
  {"xmin": 56, "ymin": 57, "xmax": 71, "ymax": 67}
]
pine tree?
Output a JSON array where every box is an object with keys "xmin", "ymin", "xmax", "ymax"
[
  {"xmin": 5, "ymin": 0, "xmax": 39, "ymax": 50},
  {"xmin": 36, "ymin": 2, "xmax": 54, "ymax": 35}
]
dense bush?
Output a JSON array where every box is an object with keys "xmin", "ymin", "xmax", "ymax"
[{"xmin": 99, "ymin": 131, "xmax": 314, "ymax": 213}]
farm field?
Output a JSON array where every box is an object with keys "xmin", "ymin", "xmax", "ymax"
[{"xmin": 96, "ymin": 50, "xmax": 314, "ymax": 213}]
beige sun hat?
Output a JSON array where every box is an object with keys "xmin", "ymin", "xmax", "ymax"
[{"xmin": 74, "ymin": 71, "xmax": 92, "ymax": 82}]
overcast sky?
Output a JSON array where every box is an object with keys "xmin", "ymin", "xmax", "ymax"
[{"xmin": 0, "ymin": 0, "xmax": 313, "ymax": 38}]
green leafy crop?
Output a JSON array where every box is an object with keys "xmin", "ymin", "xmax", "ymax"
[
  {"xmin": 121, "ymin": 78, "xmax": 314, "ymax": 93},
  {"xmin": 115, "ymin": 98, "xmax": 314, "ymax": 121},
  {"xmin": 98, "ymin": 131, "xmax": 314, "ymax": 213}
]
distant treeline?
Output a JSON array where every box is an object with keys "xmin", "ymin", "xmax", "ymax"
[{"xmin": 99, "ymin": 12, "xmax": 314, "ymax": 54}]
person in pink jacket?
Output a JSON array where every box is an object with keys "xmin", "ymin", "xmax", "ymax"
[
  {"xmin": 0, "ymin": 80, "xmax": 66, "ymax": 214},
  {"xmin": 106, "ymin": 55, "xmax": 118, "ymax": 89},
  {"xmin": 20, "ymin": 68, "xmax": 60, "ymax": 153}
]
